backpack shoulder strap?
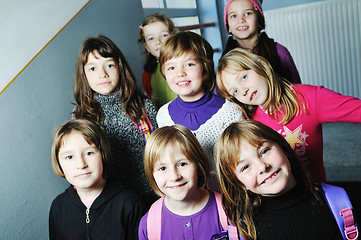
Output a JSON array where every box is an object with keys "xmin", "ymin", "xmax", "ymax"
[
  {"xmin": 214, "ymin": 191, "xmax": 228, "ymax": 231},
  {"xmin": 322, "ymin": 183, "xmax": 358, "ymax": 240},
  {"xmin": 214, "ymin": 191, "xmax": 242, "ymax": 240},
  {"xmin": 147, "ymin": 197, "xmax": 164, "ymax": 240}
]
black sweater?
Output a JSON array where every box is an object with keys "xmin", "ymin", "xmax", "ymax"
[
  {"xmin": 49, "ymin": 181, "xmax": 143, "ymax": 240},
  {"xmin": 254, "ymin": 183, "xmax": 343, "ymax": 240}
]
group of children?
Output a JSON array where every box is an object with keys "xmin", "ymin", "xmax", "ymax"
[{"xmin": 49, "ymin": 0, "xmax": 360, "ymax": 239}]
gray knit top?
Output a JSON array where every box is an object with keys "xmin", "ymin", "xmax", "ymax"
[{"xmin": 94, "ymin": 92, "xmax": 159, "ymax": 209}]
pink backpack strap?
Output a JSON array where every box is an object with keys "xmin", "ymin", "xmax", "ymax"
[
  {"xmin": 214, "ymin": 191, "xmax": 241, "ymax": 240},
  {"xmin": 228, "ymin": 225, "xmax": 240, "ymax": 240},
  {"xmin": 147, "ymin": 197, "xmax": 164, "ymax": 240},
  {"xmin": 214, "ymin": 191, "xmax": 228, "ymax": 231},
  {"xmin": 322, "ymin": 183, "xmax": 358, "ymax": 240},
  {"xmin": 340, "ymin": 208, "xmax": 359, "ymax": 240}
]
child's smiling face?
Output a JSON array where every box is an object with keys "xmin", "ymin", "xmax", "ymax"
[
  {"xmin": 163, "ymin": 51, "xmax": 205, "ymax": 102},
  {"xmin": 227, "ymin": 0, "xmax": 259, "ymax": 44},
  {"xmin": 153, "ymin": 144, "xmax": 199, "ymax": 204},
  {"xmin": 234, "ymin": 140, "xmax": 296, "ymax": 197}
]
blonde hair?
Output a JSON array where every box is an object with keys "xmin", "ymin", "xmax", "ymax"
[
  {"xmin": 51, "ymin": 119, "xmax": 111, "ymax": 178},
  {"xmin": 144, "ymin": 125, "xmax": 209, "ymax": 196},
  {"xmin": 215, "ymin": 120, "xmax": 318, "ymax": 240},
  {"xmin": 73, "ymin": 35, "xmax": 147, "ymax": 125},
  {"xmin": 159, "ymin": 31, "xmax": 216, "ymax": 92},
  {"xmin": 217, "ymin": 48, "xmax": 304, "ymax": 124}
]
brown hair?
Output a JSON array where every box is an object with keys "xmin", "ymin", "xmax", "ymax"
[
  {"xmin": 159, "ymin": 31, "xmax": 216, "ymax": 92},
  {"xmin": 51, "ymin": 119, "xmax": 111, "ymax": 178},
  {"xmin": 217, "ymin": 48, "xmax": 304, "ymax": 124},
  {"xmin": 144, "ymin": 125, "xmax": 209, "ymax": 196},
  {"xmin": 73, "ymin": 35, "xmax": 147, "ymax": 125},
  {"xmin": 215, "ymin": 120, "xmax": 320, "ymax": 240}
]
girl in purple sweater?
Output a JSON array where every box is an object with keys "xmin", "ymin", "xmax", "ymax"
[{"xmin": 139, "ymin": 125, "xmax": 234, "ymax": 239}]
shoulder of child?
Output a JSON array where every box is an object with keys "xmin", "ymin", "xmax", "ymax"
[
  {"xmin": 156, "ymin": 102, "xmax": 172, "ymax": 125},
  {"xmin": 222, "ymin": 99, "xmax": 244, "ymax": 119}
]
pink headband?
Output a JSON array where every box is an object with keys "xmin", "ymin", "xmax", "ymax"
[{"xmin": 224, "ymin": 0, "xmax": 264, "ymax": 30}]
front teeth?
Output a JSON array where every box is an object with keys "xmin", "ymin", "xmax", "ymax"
[
  {"xmin": 177, "ymin": 81, "xmax": 190, "ymax": 85},
  {"xmin": 237, "ymin": 26, "xmax": 248, "ymax": 31},
  {"xmin": 264, "ymin": 172, "xmax": 277, "ymax": 183}
]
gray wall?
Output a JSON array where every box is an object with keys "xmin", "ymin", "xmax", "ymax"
[{"xmin": 0, "ymin": 0, "xmax": 144, "ymax": 238}]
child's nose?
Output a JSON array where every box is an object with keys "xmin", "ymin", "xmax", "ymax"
[
  {"xmin": 242, "ymin": 87, "xmax": 249, "ymax": 96},
  {"xmin": 169, "ymin": 168, "xmax": 181, "ymax": 180},
  {"xmin": 258, "ymin": 161, "xmax": 271, "ymax": 174},
  {"xmin": 177, "ymin": 67, "xmax": 186, "ymax": 77},
  {"xmin": 77, "ymin": 156, "xmax": 88, "ymax": 169},
  {"xmin": 156, "ymin": 37, "xmax": 162, "ymax": 45},
  {"xmin": 98, "ymin": 67, "xmax": 108, "ymax": 78},
  {"xmin": 239, "ymin": 15, "xmax": 246, "ymax": 22}
]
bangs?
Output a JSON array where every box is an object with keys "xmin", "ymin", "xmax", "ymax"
[{"xmin": 81, "ymin": 38, "xmax": 118, "ymax": 66}]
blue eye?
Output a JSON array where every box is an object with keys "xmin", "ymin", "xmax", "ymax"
[
  {"xmin": 232, "ymin": 89, "xmax": 238, "ymax": 96},
  {"xmin": 241, "ymin": 75, "xmax": 247, "ymax": 81},
  {"xmin": 65, "ymin": 155, "xmax": 72, "ymax": 160},
  {"xmin": 89, "ymin": 67, "xmax": 95, "ymax": 72}
]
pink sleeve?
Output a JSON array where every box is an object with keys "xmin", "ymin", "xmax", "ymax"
[{"xmin": 313, "ymin": 86, "xmax": 361, "ymax": 123}]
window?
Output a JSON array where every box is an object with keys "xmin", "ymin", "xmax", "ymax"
[{"xmin": 141, "ymin": 0, "xmax": 200, "ymax": 34}]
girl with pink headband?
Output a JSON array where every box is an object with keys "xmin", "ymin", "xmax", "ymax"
[{"xmin": 223, "ymin": 0, "xmax": 301, "ymax": 84}]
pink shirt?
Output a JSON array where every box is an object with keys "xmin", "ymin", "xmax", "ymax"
[{"xmin": 254, "ymin": 85, "xmax": 361, "ymax": 182}]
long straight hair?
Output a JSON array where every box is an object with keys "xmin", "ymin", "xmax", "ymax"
[
  {"xmin": 215, "ymin": 120, "xmax": 321, "ymax": 240},
  {"xmin": 73, "ymin": 35, "xmax": 147, "ymax": 125},
  {"xmin": 217, "ymin": 48, "xmax": 305, "ymax": 124}
]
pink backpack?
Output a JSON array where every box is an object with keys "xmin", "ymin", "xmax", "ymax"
[
  {"xmin": 146, "ymin": 191, "xmax": 240, "ymax": 240},
  {"xmin": 322, "ymin": 183, "xmax": 358, "ymax": 240}
]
